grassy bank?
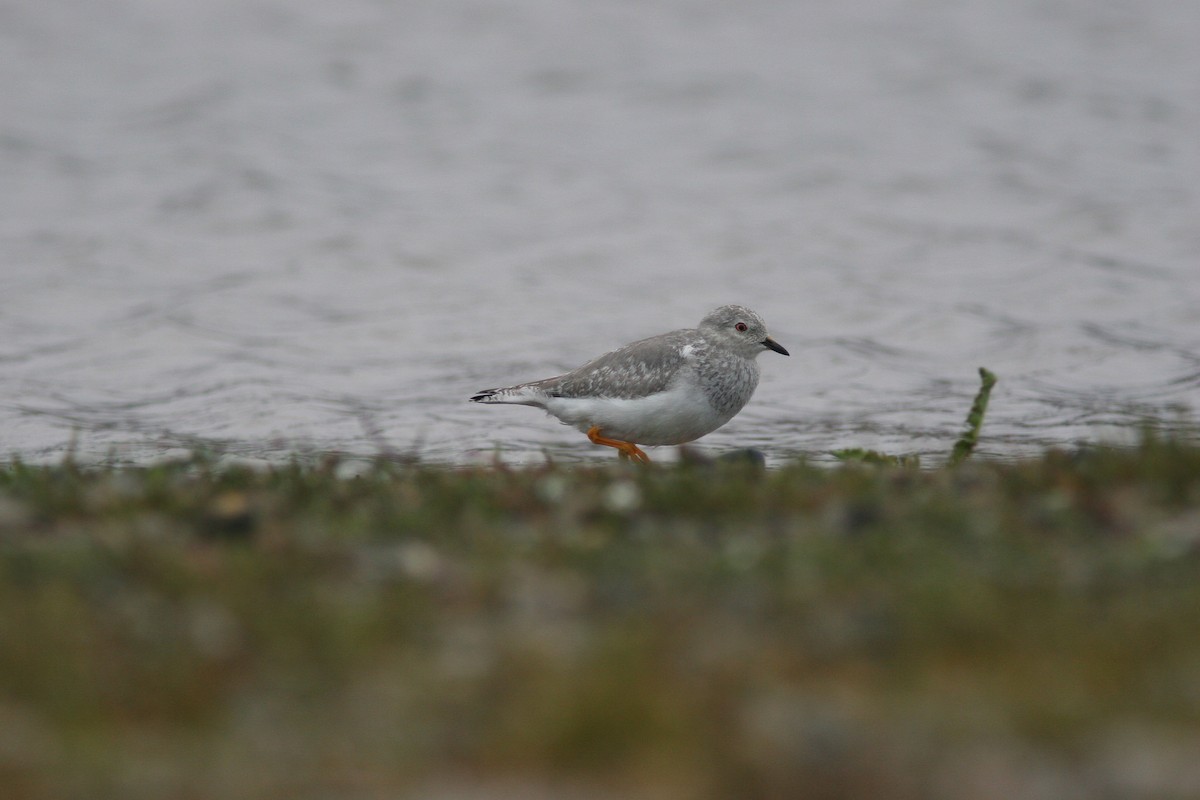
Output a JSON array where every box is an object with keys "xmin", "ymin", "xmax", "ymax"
[{"xmin": 2, "ymin": 438, "xmax": 1200, "ymax": 799}]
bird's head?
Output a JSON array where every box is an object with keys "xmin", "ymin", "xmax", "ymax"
[{"xmin": 699, "ymin": 305, "xmax": 789, "ymax": 359}]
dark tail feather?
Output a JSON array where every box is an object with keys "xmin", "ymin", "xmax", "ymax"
[{"xmin": 469, "ymin": 385, "xmax": 544, "ymax": 405}]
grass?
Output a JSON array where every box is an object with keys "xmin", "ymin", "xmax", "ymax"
[{"xmin": 1, "ymin": 434, "xmax": 1200, "ymax": 799}]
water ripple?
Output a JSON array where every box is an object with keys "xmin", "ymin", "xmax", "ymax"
[{"xmin": 2, "ymin": 0, "xmax": 1198, "ymax": 465}]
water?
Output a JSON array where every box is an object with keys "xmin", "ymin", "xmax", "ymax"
[{"xmin": 3, "ymin": 0, "xmax": 1198, "ymax": 466}]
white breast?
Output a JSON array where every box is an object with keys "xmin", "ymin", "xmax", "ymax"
[{"xmin": 541, "ymin": 375, "xmax": 733, "ymax": 446}]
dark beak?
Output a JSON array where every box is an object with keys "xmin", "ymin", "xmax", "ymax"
[{"xmin": 763, "ymin": 336, "xmax": 789, "ymax": 356}]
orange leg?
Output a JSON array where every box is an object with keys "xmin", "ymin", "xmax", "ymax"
[{"xmin": 586, "ymin": 426, "xmax": 651, "ymax": 464}]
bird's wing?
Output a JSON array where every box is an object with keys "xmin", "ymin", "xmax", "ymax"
[{"xmin": 538, "ymin": 329, "xmax": 694, "ymax": 400}]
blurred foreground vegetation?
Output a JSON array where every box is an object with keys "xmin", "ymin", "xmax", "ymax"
[{"xmin": 2, "ymin": 437, "xmax": 1200, "ymax": 799}]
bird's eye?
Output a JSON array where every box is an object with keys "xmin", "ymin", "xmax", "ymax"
[{"xmin": 735, "ymin": 322, "xmax": 748, "ymax": 332}]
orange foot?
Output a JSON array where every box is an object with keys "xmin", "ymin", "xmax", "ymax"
[{"xmin": 587, "ymin": 426, "xmax": 651, "ymax": 464}]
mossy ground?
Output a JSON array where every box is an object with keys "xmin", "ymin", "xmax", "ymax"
[{"xmin": 2, "ymin": 438, "xmax": 1199, "ymax": 799}]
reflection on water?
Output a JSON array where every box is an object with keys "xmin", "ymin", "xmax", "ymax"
[{"xmin": 2, "ymin": 0, "xmax": 1197, "ymax": 466}]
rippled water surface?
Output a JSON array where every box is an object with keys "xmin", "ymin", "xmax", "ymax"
[{"xmin": 3, "ymin": 0, "xmax": 1198, "ymax": 465}]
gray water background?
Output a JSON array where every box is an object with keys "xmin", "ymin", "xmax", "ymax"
[{"xmin": 3, "ymin": 0, "xmax": 1198, "ymax": 466}]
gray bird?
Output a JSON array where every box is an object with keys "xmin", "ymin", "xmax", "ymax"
[{"xmin": 470, "ymin": 305, "xmax": 788, "ymax": 462}]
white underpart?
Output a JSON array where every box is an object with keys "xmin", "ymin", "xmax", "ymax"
[{"xmin": 542, "ymin": 371, "xmax": 729, "ymax": 446}]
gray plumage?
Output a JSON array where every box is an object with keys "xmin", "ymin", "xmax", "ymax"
[{"xmin": 471, "ymin": 304, "xmax": 788, "ymax": 451}]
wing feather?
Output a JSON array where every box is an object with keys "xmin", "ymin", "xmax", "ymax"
[{"xmin": 537, "ymin": 329, "xmax": 695, "ymax": 400}]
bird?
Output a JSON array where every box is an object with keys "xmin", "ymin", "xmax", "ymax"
[{"xmin": 469, "ymin": 304, "xmax": 788, "ymax": 463}]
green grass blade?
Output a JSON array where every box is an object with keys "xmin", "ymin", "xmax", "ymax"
[{"xmin": 949, "ymin": 367, "xmax": 998, "ymax": 465}]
